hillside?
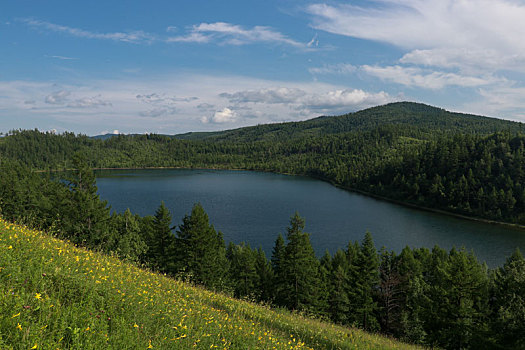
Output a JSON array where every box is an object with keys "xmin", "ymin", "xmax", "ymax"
[
  {"xmin": 3, "ymin": 102, "xmax": 525, "ymax": 225},
  {"xmin": 173, "ymin": 102, "xmax": 523, "ymax": 142},
  {"xmin": 0, "ymin": 218, "xmax": 419, "ymax": 349}
]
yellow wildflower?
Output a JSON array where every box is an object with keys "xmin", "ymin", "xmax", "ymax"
[
  {"xmin": 11, "ymin": 312, "xmax": 20, "ymax": 318},
  {"xmin": 35, "ymin": 292, "xmax": 42, "ymax": 300},
  {"xmin": 16, "ymin": 323, "xmax": 22, "ymax": 330}
]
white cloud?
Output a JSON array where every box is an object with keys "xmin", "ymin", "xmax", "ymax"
[
  {"xmin": 220, "ymin": 86, "xmax": 394, "ymax": 114},
  {"xmin": 22, "ymin": 18, "xmax": 307, "ymax": 49},
  {"xmin": 166, "ymin": 32, "xmax": 210, "ymax": 43},
  {"xmin": 220, "ymin": 87, "xmax": 307, "ymax": 104},
  {"xmin": 0, "ymin": 74, "xmax": 396, "ymax": 134},
  {"xmin": 68, "ymin": 95, "xmax": 112, "ymax": 108},
  {"xmin": 307, "ymin": 34, "xmax": 319, "ymax": 48},
  {"xmin": 400, "ymin": 48, "xmax": 525, "ymax": 74},
  {"xmin": 309, "ymin": 63, "xmax": 356, "ymax": 75},
  {"xmin": 307, "ymin": 1, "xmax": 525, "ymax": 52},
  {"xmin": 48, "ymin": 55, "xmax": 77, "ymax": 60},
  {"xmin": 201, "ymin": 107, "xmax": 237, "ymax": 124},
  {"xmin": 45, "ymin": 90, "xmax": 70, "ymax": 104},
  {"xmin": 361, "ymin": 65, "xmax": 500, "ymax": 89},
  {"xmin": 307, "ymin": 1, "xmax": 525, "ymax": 73},
  {"xmin": 462, "ymin": 86, "xmax": 525, "ymax": 119},
  {"xmin": 139, "ymin": 107, "xmax": 177, "ymax": 118},
  {"xmin": 168, "ymin": 22, "xmax": 305, "ymax": 47},
  {"xmin": 22, "ymin": 18, "xmax": 155, "ymax": 44}
]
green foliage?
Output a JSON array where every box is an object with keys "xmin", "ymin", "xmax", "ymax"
[
  {"xmin": 226, "ymin": 242, "xmax": 258, "ymax": 299},
  {"xmin": 3, "ymin": 102, "xmax": 525, "ymax": 348},
  {"xmin": 1, "ymin": 220, "xmax": 421, "ymax": 350},
  {"xmin": 175, "ymin": 203, "xmax": 228, "ymax": 289},
  {"xmin": 491, "ymin": 248, "xmax": 525, "ymax": 349},
  {"xmin": 276, "ymin": 213, "xmax": 321, "ymax": 313},
  {"xmin": 148, "ymin": 202, "xmax": 175, "ymax": 271},
  {"xmin": 348, "ymin": 231, "xmax": 380, "ymax": 331}
]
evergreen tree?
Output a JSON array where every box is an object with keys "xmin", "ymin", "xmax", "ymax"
[
  {"xmin": 348, "ymin": 231, "xmax": 380, "ymax": 330},
  {"xmin": 176, "ymin": 203, "xmax": 227, "ymax": 289},
  {"xmin": 491, "ymin": 248, "xmax": 525, "ymax": 349},
  {"xmin": 63, "ymin": 152, "xmax": 110, "ymax": 247},
  {"xmin": 149, "ymin": 202, "xmax": 175, "ymax": 272},
  {"xmin": 227, "ymin": 242, "xmax": 258, "ymax": 298},
  {"xmin": 378, "ymin": 249, "xmax": 402, "ymax": 335},
  {"xmin": 254, "ymin": 247, "xmax": 274, "ymax": 302},
  {"xmin": 279, "ymin": 212, "xmax": 321, "ymax": 312},
  {"xmin": 111, "ymin": 209, "xmax": 148, "ymax": 262},
  {"xmin": 271, "ymin": 233, "xmax": 286, "ymax": 305}
]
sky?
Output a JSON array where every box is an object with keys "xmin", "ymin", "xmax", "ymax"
[{"xmin": 2, "ymin": 0, "xmax": 525, "ymax": 135}]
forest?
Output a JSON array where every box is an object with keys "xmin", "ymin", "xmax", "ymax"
[
  {"xmin": 2, "ymin": 102, "xmax": 525, "ymax": 223},
  {"xmin": 1, "ymin": 102, "xmax": 525, "ymax": 349}
]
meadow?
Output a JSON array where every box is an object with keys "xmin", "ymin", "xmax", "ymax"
[{"xmin": 0, "ymin": 217, "xmax": 420, "ymax": 349}]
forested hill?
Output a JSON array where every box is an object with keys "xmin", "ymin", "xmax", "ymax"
[
  {"xmin": 174, "ymin": 102, "xmax": 523, "ymax": 142},
  {"xmin": 3, "ymin": 101, "xmax": 525, "ymax": 224}
]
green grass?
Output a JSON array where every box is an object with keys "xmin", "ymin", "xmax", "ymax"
[{"xmin": 0, "ymin": 218, "xmax": 422, "ymax": 349}]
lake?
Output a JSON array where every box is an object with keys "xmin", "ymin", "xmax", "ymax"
[{"xmin": 95, "ymin": 168, "xmax": 525, "ymax": 267}]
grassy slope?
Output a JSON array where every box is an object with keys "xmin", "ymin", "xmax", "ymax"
[{"xmin": 0, "ymin": 219, "xmax": 421, "ymax": 350}]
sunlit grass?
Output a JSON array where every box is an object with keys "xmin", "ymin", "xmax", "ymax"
[{"xmin": 0, "ymin": 218, "xmax": 421, "ymax": 349}]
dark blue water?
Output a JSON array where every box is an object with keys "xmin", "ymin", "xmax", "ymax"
[{"xmin": 95, "ymin": 168, "xmax": 525, "ymax": 267}]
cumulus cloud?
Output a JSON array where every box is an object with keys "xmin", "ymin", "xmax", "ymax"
[
  {"xmin": 201, "ymin": 107, "xmax": 238, "ymax": 124},
  {"xmin": 137, "ymin": 93, "xmax": 198, "ymax": 104},
  {"xmin": 139, "ymin": 107, "xmax": 178, "ymax": 118},
  {"xmin": 220, "ymin": 87, "xmax": 307, "ymax": 104},
  {"xmin": 168, "ymin": 22, "xmax": 305, "ymax": 47},
  {"xmin": 0, "ymin": 75, "xmax": 399, "ymax": 135},
  {"xmin": 220, "ymin": 86, "xmax": 394, "ymax": 114},
  {"xmin": 45, "ymin": 90, "xmax": 70, "ymax": 104},
  {"xmin": 22, "ymin": 18, "xmax": 155, "ymax": 44},
  {"xmin": 68, "ymin": 95, "xmax": 112, "ymax": 108}
]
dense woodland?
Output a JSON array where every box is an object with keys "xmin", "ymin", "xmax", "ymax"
[
  {"xmin": 2, "ymin": 103, "xmax": 525, "ymax": 223},
  {"xmin": 1, "ymin": 102, "xmax": 525, "ymax": 349}
]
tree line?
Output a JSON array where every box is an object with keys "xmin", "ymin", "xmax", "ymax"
[
  {"xmin": 2, "ymin": 125, "xmax": 525, "ymax": 224},
  {"xmin": 1, "ymin": 155, "xmax": 524, "ymax": 349}
]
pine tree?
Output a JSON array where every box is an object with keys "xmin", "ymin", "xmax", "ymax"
[
  {"xmin": 149, "ymin": 201, "xmax": 175, "ymax": 272},
  {"xmin": 271, "ymin": 233, "xmax": 286, "ymax": 305},
  {"xmin": 254, "ymin": 247, "xmax": 274, "ymax": 302},
  {"xmin": 378, "ymin": 249, "xmax": 402, "ymax": 335},
  {"xmin": 348, "ymin": 231, "xmax": 380, "ymax": 331},
  {"xmin": 63, "ymin": 152, "xmax": 110, "ymax": 247},
  {"xmin": 491, "ymin": 248, "xmax": 525, "ymax": 349},
  {"xmin": 226, "ymin": 242, "xmax": 258, "ymax": 298},
  {"xmin": 176, "ymin": 203, "xmax": 227, "ymax": 289},
  {"xmin": 111, "ymin": 209, "xmax": 148, "ymax": 262},
  {"xmin": 279, "ymin": 212, "xmax": 321, "ymax": 312}
]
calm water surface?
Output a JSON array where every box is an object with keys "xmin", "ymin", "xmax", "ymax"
[{"xmin": 95, "ymin": 168, "xmax": 525, "ymax": 267}]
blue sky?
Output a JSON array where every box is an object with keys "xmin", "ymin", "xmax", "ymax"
[{"xmin": 2, "ymin": 0, "xmax": 525, "ymax": 135}]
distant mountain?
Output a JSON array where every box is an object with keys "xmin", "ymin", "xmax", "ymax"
[
  {"xmin": 91, "ymin": 133, "xmax": 174, "ymax": 140},
  {"xmin": 91, "ymin": 133, "xmax": 120, "ymax": 140}
]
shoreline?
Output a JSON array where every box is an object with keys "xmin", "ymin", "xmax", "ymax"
[{"xmin": 39, "ymin": 165, "xmax": 525, "ymax": 232}]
